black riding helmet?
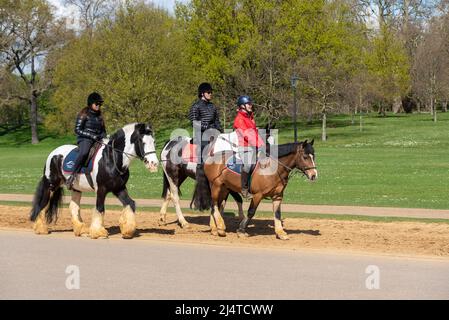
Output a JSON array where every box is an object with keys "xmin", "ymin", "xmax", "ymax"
[
  {"xmin": 198, "ymin": 82, "xmax": 213, "ymax": 98},
  {"xmin": 87, "ymin": 92, "xmax": 104, "ymax": 106}
]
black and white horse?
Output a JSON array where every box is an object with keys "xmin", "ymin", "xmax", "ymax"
[
  {"xmin": 159, "ymin": 135, "xmax": 244, "ymax": 228},
  {"xmin": 29, "ymin": 123, "xmax": 159, "ymax": 239}
]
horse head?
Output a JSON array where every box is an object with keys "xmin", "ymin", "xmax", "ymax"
[
  {"xmin": 295, "ymin": 139, "xmax": 317, "ymax": 181},
  {"xmin": 132, "ymin": 123, "xmax": 159, "ymax": 172}
]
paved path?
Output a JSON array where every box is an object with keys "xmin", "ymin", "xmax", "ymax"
[
  {"xmin": 0, "ymin": 230, "xmax": 448, "ymax": 299},
  {"xmin": 1, "ymin": 193, "xmax": 449, "ymax": 219}
]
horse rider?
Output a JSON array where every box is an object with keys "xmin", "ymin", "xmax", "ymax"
[
  {"xmin": 188, "ymin": 82, "xmax": 223, "ymax": 171},
  {"xmin": 66, "ymin": 92, "xmax": 107, "ymax": 190},
  {"xmin": 233, "ymin": 95, "xmax": 265, "ymax": 199}
]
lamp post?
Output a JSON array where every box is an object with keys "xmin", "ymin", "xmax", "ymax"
[{"xmin": 291, "ymin": 74, "xmax": 299, "ymax": 142}]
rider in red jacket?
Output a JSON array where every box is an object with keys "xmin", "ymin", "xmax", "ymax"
[{"xmin": 233, "ymin": 95, "xmax": 264, "ymax": 198}]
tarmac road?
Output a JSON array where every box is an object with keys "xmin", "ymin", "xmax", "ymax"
[{"xmin": 1, "ymin": 230, "xmax": 448, "ymax": 300}]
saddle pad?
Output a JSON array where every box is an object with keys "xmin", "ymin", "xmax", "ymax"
[
  {"xmin": 181, "ymin": 143, "xmax": 199, "ymax": 163},
  {"xmin": 63, "ymin": 147, "xmax": 99, "ymax": 174},
  {"xmin": 226, "ymin": 154, "xmax": 243, "ymax": 174}
]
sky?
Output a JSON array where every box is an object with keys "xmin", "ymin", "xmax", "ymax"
[{"xmin": 48, "ymin": 0, "xmax": 186, "ymax": 18}]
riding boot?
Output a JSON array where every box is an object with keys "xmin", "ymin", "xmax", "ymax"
[
  {"xmin": 241, "ymin": 171, "xmax": 253, "ymax": 199},
  {"xmin": 66, "ymin": 174, "xmax": 76, "ymax": 190}
]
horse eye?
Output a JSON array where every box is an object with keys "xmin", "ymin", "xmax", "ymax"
[{"xmin": 303, "ymin": 155, "xmax": 308, "ymax": 160}]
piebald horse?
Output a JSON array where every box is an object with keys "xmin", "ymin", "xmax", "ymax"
[
  {"xmin": 194, "ymin": 140, "xmax": 317, "ymax": 240},
  {"xmin": 29, "ymin": 123, "xmax": 159, "ymax": 239}
]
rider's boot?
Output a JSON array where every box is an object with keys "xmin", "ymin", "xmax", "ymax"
[
  {"xmin": 66, "ymin": 174, "xmax": 76, "ymax": 190},
  {"xmin": 241, "ymin": 171, "xmax": 253, "ymax": 199}
]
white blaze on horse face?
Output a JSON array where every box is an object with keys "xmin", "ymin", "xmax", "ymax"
[
  {"xmin": 143, "ymin": 135, "xmax": 159, "ymax": 172},
  {"xmin": 309, "ymin": 154, "xmax": 318, "ymax": 179}
]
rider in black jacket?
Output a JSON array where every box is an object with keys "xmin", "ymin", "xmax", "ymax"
[
  {"xmin": 188, "ymin": 82, "xmax": 223, "ymax": 166},
  {"xmin": 66, "ymin": 92, "xmax": 107, "ymax": 190}
]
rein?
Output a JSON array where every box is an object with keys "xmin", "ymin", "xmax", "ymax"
[
  {"xmin": 98, "ymin": 138, "xmax": 156, "ymax": 175},
  {"xmin": 268, "ymin": 153, "xmax": 317, "ymax": 187}
]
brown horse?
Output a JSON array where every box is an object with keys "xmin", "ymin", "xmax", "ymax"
[{"xmin": 194, "ymin": 140, "xmax": 317, "ymax": 240}]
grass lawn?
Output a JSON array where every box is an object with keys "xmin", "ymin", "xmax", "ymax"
[{"xmin": 0, "ymin": 112, "xmax": 448, "ymax": 209}]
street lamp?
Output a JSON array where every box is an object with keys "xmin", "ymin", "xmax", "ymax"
[{"xmin": 291, "ymin": 74, "xmax": 299, "ymax": 142}]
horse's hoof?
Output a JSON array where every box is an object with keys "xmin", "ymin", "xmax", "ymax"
[
  {"xmin": 121, "ymin": 232, "xmax": 134, "ymax": 239},
  {"xmin": 90, "ymin": 227, "xmax": 109, "ymax": 239},
  {"xmin": 73, "ymin": 223, "xmax": 89, "ymax": 237},
  {"xmin": 237, "ymin": 230, "xmax": 249, "ymax": 238},
  {"xmin": 276, "ymin": 233, "xmax": 289, "ymax": 240},
  {"xmin": 33, "ymin": 220, "xmax": 49, "ymax": 235},
  {"xmin": 211, "ymin": 229, "xmax": 219, "ymax": 236},
  {"xmin": 34, "ymin": 228, "xmax": 49, "ymax": 235},
  {"xmin": 158, "ymin": 219, "xmax": 167, "ymax": 226},
  {"xmin": 218, "ymin": 229, "xmax": 227, "ymax": 237},
  {"xmin": 179, "ymin": 221, "xmax": 190, "ymax": 229}
]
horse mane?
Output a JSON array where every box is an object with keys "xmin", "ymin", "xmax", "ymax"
[
  {"xmin": 108, "ymin": 128, "xmax": 125, "ymax": 144},
  {"xmin": 277, "ymin": 142, "xmax": 300, "ymax": 158},
  {"xmin": 277, "ymin": 141, "xmax": 314, "ymax": 158}
]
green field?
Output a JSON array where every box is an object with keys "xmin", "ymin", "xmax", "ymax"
[{"xmin": 1, "ymin": 112, "xmax": 448, "ymax": 209}]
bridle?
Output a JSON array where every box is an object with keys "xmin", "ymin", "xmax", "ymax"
[
  {"xmin": 270, "ymin": 152, "xmax": 317, "ymax": 187},
  {"xmin": 98, "ymin": 137, "xmax": 157, "ymax": 175}
]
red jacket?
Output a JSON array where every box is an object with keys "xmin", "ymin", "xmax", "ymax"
[{"xmin": 233, "ymin": 110, "xmax": 264, "ymax": 147}]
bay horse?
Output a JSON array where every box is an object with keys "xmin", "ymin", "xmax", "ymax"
[
  {"xmin": 194, "ymin": 140, "xmax": 317, "ymax": 240},
  {"xmin": 29, "ymin": 123, "xmax": 159, "ymax": 239},
  {"xmin": 159, "ymin": 136, "xmax": 244, "ymax": 228}
]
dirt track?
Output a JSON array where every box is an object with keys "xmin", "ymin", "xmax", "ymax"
[{"xmin": 1, "ymin": 205, "xmax": 449, "ymax": 258}]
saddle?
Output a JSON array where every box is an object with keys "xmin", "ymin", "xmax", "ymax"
[
  {"xmin": 63, "ymin": 142, "xmax": 102, "ymax": 189},
  {"xmin": 225, "ymin": 154, "xmax": 256, "ymax": 176}
]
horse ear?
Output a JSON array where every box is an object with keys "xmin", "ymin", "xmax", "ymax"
[
  {"xmin": 135, "ymin": 123, "xmax": 146, "ymax": 134},
  {"xmin": 310, "ymin": 139, "xmax": 314, "ymax": 146},
  {"xmin": 303, "ymin": 139, "xmax": 308, "ymax": 147},
  {"xmin": 145, "ymin": 123, "xmax": 153, "ymax": 134}
]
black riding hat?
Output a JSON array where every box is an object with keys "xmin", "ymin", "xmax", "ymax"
[
  {"xmin": 87, "ymin": 92, "xmax": 104, "ymax": 106},
  {"xmin": 198, "ymin": 82, "xmax": 213, "ymax": 98}
]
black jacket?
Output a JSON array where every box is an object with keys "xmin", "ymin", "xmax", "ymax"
[
  {"xmin": 188, "ymin": 99, "xmax": 223, "ymax": 133},
  {"xmin": 75, "ymin": 107, "xmax": 106, "ymax": 143}
]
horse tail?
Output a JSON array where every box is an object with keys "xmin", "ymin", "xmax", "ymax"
[
  {"xmin": 46, "ymin": 185, "xmax": 64, "ymax": 223},
  {"xmin": 191, "ymin": 165, "xmax": 211, "ymax": 211},
  {"xmin": 30, "ymin": 175, "xmax": 51, "ymax": 222},
  {"xmin": 30, "ymin": 155, "xmax": 64, "ymax": 223}
]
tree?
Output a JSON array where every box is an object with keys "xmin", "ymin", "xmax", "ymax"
[
  {"xmin": 278, "ymin": 0, "xmax": 367, "ymax": 140},
  {"xmin": 63, "ymin": 0, "xmax": 117, "ymax": 34},
  {"xmin": 414, "ymin": 15, "xmax": 449, "ymax": 122},
  {"xmin": 50, "ymin": 2, "xmax": 195, "ymax": 133},
  {"xmin": 365, "ymin": 24, "xmax": 410, "ymax": 116},
  {"xmin": 0, "ymin": 0, "xmax": 68, "ymax": 143}
]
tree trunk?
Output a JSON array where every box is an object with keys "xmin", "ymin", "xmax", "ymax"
[
  {"xmin": 433, "ymin": 99, "xmax": 437, "ymax": 123},
  {"xmin": 30, "ymin": 94, "xmax": 39, "ymax": 144},
  {"xmin": 392, "ymin": 96, "xmax": 402, "ymax": 114},
  {"xmin": 431, "ymin": 97, "xmax": 437, "ymax": 123},
  {"xmin": 359, "ymin": 112, "xmax": 363, "ymax": 132},
  {"xmin": 321, "ymin": 111, "xmax": 327, "ymax": 141},
  {"xmin": 443, "ymin": 101, "xmax": 447, "ymax": 113}
]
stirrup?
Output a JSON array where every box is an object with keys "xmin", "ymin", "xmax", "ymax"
[
  {"xmin": 241, "ymin": 188, "xmax": 253, "ymax": 199},
  {"xmin": 66, "ymin": 175, "xmax": 75, "ymax": 190}
]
